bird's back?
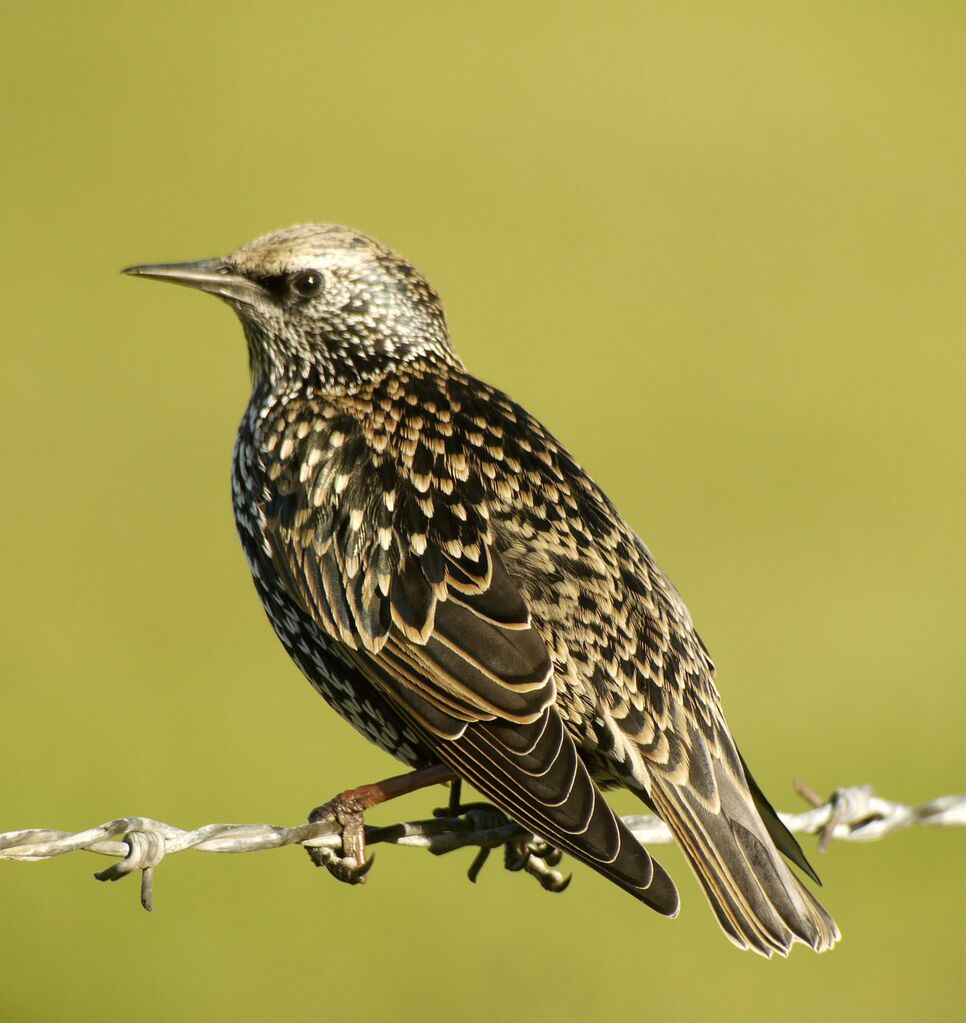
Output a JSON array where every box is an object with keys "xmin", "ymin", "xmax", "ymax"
[{"xmin": 237, "ymin": 357, "xmax": 838, "ymax": 955}]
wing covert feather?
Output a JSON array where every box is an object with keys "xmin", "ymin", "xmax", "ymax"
[{"xmin": 256, "ymin": 399, "xmax": 672, "ymax": 910}]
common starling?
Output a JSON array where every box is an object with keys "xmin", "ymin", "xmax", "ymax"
[{"xmin": 124, "ymin": 225, "xmax": 839, "ymax": 956}]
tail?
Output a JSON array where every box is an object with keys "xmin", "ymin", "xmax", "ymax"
[{"xmin": 647, "ymin": 751, "xmax": 840, "ymax": 957}]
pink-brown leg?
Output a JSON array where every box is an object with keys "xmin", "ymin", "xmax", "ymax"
[{"xmin": 308, "ymin": 763, "xmax": 456, "ymax": 883}]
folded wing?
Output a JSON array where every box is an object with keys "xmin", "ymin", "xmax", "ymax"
[{"xmin": 259, "ymin": 403, "xmax": 678, "ymax": 914}]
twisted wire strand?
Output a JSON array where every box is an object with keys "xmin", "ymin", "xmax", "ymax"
[{"xmin": 2, "ymin": 785, "xmax": 962, "ymax": 910}]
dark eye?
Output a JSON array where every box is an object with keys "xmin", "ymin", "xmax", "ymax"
[{"xmin": 292, "ymin": 269, "xmax": 324, "ymax": 299}]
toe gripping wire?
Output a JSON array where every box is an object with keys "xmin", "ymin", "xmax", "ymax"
[{"xmin": 1, "ymin": 785, "xmax": 962, "ymax": 909}]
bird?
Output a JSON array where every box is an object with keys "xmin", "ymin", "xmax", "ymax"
[{"xmin": 124, "ymin": 224, "xmax": 839, "ymax": 956}]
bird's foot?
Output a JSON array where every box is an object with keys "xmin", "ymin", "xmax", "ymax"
[
  {"xmin": 504, "ymin": 837, "xmax": 572, "ymax": 894},
  {"xmin": 306, "ymin": 764, "xmax": 455, "ymax": 885},
  {"xmin": 306, "ymin": 792, "xmax": 374, "ymax": 884},
  {"xmin": 433, "ymin": 786, "xmax": 572, "ymax": 893},
  {"xmin": 795, "ymin": 777, "xmax": 877, "ymax": 853}
]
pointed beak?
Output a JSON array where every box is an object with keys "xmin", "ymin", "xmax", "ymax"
[{"xmin": 121, "ymin": 258, "xmax": 264, "ymax": 305}]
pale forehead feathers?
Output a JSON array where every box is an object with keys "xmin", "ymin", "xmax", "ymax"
[{"xmin": 229, "ymin": 223, "xmax": 395, "ymax": 278}]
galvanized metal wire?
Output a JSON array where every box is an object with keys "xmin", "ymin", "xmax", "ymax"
[{"xmin": 2, "ymin": 783, "xmax": 962, "ymax": 910}]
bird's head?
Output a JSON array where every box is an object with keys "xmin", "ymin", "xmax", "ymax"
[{"xmin": 124, "ymin": 224, "xmax": 457, "ymax": 389}]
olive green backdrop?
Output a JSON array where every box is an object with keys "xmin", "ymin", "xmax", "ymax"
[{"xmin": 1, "ymin": 3, "xmax": 963, "ymax": 1021}]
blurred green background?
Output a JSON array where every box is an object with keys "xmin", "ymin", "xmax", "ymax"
[{"xmin": 1, "ymin": 2, "xmax": 963, "ymax": 1020}]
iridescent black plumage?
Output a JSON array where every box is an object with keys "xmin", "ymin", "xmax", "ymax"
[{"xmin": 125, "ymin": 224, "xmax": 839, "ymax": 955}]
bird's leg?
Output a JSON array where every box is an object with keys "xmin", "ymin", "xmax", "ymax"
[
  {"xmin": 434, "ymin": 776, "xmax": 503, "ymax": 820},
  {"xmin": 307, "ymin": 763, "xmax": 456, "ymax": 884},
  {"xmin": 447, "ymin": 777, "xmax": 464, "ymax": 816}
]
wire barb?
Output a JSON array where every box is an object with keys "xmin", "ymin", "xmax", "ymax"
[{"xmin": 1, "ymin": 785, "xmax": 962, "ymax": 910}]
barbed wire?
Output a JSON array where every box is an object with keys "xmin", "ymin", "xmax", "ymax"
[{"xmin": 1, "ymin": 782, "xmax": 962, "ymax": 911}]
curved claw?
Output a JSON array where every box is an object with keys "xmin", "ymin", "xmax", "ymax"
[
  {"xmin": 542, "ymin": 847, "xmax": 564, "ymax": 868},
  {"xmin": 537, "ymin": 870, "xmax": 572, "ymax": 894},
  {"xmin": 320, "ymin": 848, "xmax": 375, "ymax": 885},
  {"xmin": 467, "ymin": 846, "xmax": 492, "ymax": 884},
  {"xmin": 305, "ymin": 794, "xmax": 370, "ymax": 884}
]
